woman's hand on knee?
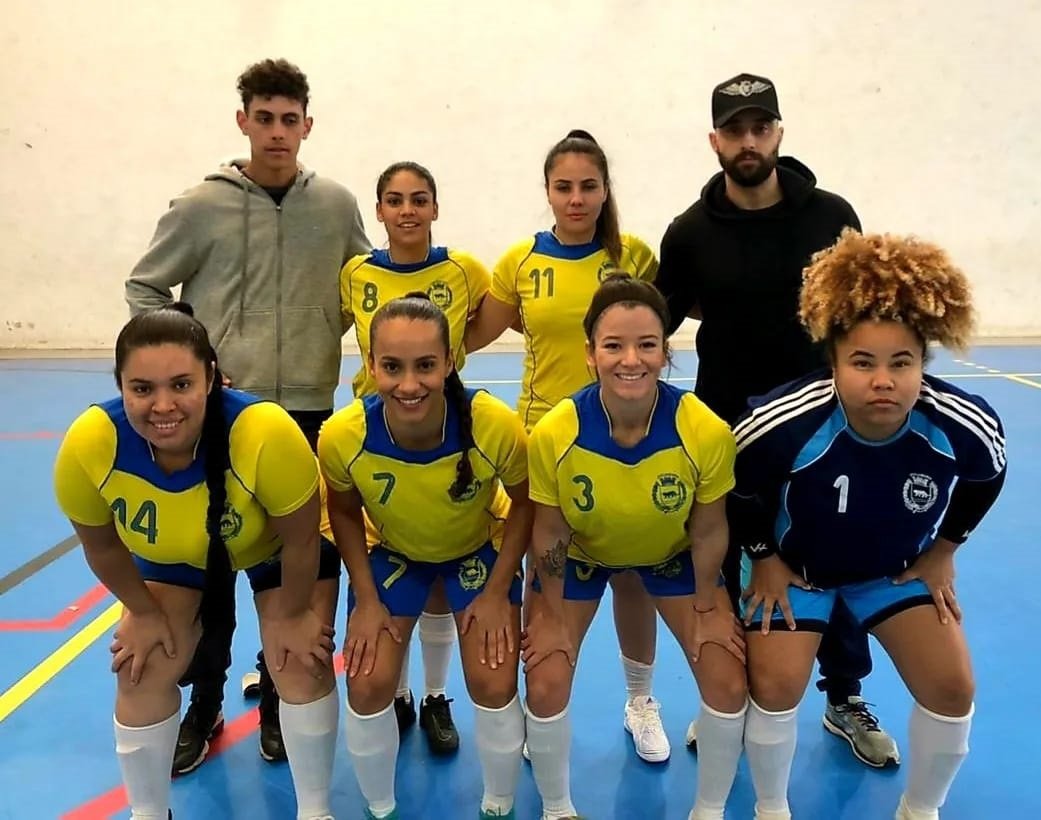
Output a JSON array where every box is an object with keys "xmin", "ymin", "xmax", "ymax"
[
  {"xmin": 268, "ymin": 609, "xmax": 335, "ymax": 677},
  {"xmin": 520, "ymin": 609, "xmax": 575, "ymax": 671},
  {"xmin": 893, "ymin": 542, "xmax": 961, "ymax": 625},
  {"xmin": 110, "ymin": 608, "xmax": 177, "ymax": 684},
  {"xmin": 344, "ymin": 600, "xmax": 400, "ymax": 678},
  {"xmin": 741, "ymin": 555, "xmax": 812, "ymax": 634},
  {"xmin": 460, "ymin": 591, "xmax": 514, "ymax": 670},
  {"xmin": 689, "ymin": 605, "xmax": 746, "ymax": 664}
]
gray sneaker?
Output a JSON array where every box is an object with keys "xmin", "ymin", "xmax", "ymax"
[{"xmin": 823, "ymin": 696, "xmax": 900, "ymax": 768}]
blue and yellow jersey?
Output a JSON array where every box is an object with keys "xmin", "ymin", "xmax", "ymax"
[
  {"xmin": 490, "ymin": 231, "xmax": 658, "ymax": 430},
  {"xmin": 54, "ymin": 390, "xmax": 319, "ymax": 571},
  {"xmin": 341, "ymin": 247, "xmax": 491, "ymax": 397},
  {"xmin": 528, "ymin": 381, "xmax": 734, "ymax": 567},
  {"xmin": 318, "ymin": 388, "xmax": 526, "ymax": 562},
  {"xmin": 732, "ymin": 371, "xmax": 1008, "ymax": 587}
]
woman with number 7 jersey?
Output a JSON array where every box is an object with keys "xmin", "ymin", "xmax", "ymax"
[
  {"xmin": 319, "ymin": 293, "xmax": 532, "ymax": 820},
  {"xmin": 465, "ymin": 130, "xmax": 673, "ymax": 768}
]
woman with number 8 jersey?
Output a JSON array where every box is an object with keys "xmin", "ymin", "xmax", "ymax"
[
  {"xmin": 53, "ymin": 304, "xmax": 341, "ymax": 820},
  {"xmin": 340, "ymin": 161, "xmax": 493, "ymax": 753},
  {"xmin": 465, "ymin": 130, "xmax": 671, "ymax": 766},
  {"xmin": 319, "ymin": 294, "xmax": 532, "ymax": 820}
]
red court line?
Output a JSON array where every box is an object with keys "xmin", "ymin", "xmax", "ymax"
[
  {"xmin": 0, "ymin": 584, "xmax": 110, "ymax": 632},
  {"xmin": 64, "ymin": 654, "xmax": 348, "ymax": 819},
  {"xmin": 0, "ymin": 431, "xmax": 63, "ymax": 440}
]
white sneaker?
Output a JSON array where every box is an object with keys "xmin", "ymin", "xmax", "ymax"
[
  {"xmin": 521, "ymin": 739, "xmax": 530, "ymax": 761},
  {"xmin": 623, "ymin": 695, "xmax": 670, "ymax": 763},
  {"xmin": 685, "ymin": 718, "xmax": 698, "ymax": 749},
  {"xmin": 895, "ymin": 794, "xmax": 939, "ymax": 820}
]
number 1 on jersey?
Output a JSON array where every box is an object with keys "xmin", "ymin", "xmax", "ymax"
[
  {"xmin": 833, "ymin": 474, "xmax": 850, "ymax": 514},
  {"xmin": 529, "ymin": 267, "xmax": 555, "ymax": 298}
]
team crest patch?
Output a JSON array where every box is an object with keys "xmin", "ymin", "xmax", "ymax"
[
  {"xmin": 427, "ymin": 280, "xmax": 454, "ymax": 309},
  {"xmin": 651, "ymin": 473, "xmax": 689, "ymax": 513},
  {"xmin": 596, "ymin": 262, "xmax": 616, "ymax": 282},
  {"xmin": 902, "ymin": 473, "xmax": 939, "ymax": 513},
  {"xmin": 450, "ymin": 477, "xmax": 482, "ymax": 502},
  {"xmin": 650, "ymin": 557, "xmax": 682, "ymax": 578},
  {"xmin": 458, "ymin": 556, "xmax": 488, "ymax": 591},
  {"xmin": 219, "ymin": 502, "xmax": 243, "ymax": 541}
]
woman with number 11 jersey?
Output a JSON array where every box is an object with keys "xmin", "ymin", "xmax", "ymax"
[{"xmin": 465, "ymin": 130, "xmax": 670, "ymax": 765}]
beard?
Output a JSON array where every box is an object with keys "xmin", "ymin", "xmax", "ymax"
[{"xmin": 717, "ymin": 145, "xmax": 779, "ymax": 188}]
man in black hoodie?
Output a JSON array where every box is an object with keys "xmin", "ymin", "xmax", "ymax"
[{"xmin": 655, "ymin": 73, "xmax": 900, "ymax": 770}]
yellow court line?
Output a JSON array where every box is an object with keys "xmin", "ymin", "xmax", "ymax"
[
  {"xmin": 0, "ymin": 599, "xmax": 120, "ymax": 723},
  {"xmin": 1005, "ymin": 374, "xmax": 1041, "ymax": 390}
]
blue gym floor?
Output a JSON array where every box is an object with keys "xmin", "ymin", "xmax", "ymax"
[{"xmin": 0, "ymin": 347, "xmax": 1038, "ymax": 819}]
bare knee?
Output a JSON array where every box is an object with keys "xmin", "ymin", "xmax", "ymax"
[
  {"xmin": 465, "ymin": 665, "xmax": 519, "ymax": 709},
  {"xmin": 749, "ymin": 671, "xmax": 804, "ymax": 712},
  {"xmin": 524, "ymin": 657, "xmax": 573, "ymax": 718},
  {"xmin": 346, "ymin": 662, "xmax": 399, "ymax": 714},
  {"xmin": 917, "ymin": 668, "xmax": 975, "ymax": 717},
  {"xmin": 698, "ymin": 665, "xmax": 749, "ymax": 714}
]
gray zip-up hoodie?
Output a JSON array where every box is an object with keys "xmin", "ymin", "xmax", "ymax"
[{"xmin": 125, "ymin": 160, "xmax": 370, "ymax": 411}]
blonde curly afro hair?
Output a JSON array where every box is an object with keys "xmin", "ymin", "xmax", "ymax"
[{"xmin": 799, "ymin": 229, "xmax": 975, "ymax": 352}]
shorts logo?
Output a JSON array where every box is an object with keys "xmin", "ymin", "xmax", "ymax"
[
  {"xmin": 651, "ymin": 473, "xmax": 689, "ymax": 514},
  {"xmin": 427, "ymin": 280, "xmax": 454, "ymax": 309},
  {"xmin": 574, "ymin": 562, "xmax": 596, "ymax": 581},
  {"xmin": 903, "ymin": 473, "xmax": 939, "ymax": 513},
  {"xmin": 450, "ymin": 477, "xmax": 482, "ymax": 502},
  {"xmin": 650, "ymin": 557, "xmax": 682, "ymax": 578},
  {"xmin": 220, "ymin": 503, "xmax": 243, "ymax": 541},
  {"xmin": 458, "ymin": 555, "xmax": 488, "ymax": 591}
]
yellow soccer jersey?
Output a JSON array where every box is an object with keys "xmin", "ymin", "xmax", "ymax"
[
  {"xmin": 318, "ymin": 388, "xmax": 526, "ymax": 562},
  {"xmin": 489, "ymin": 231, "xmax": 658, "ymax": 430},
  {"xmin": 54, "ymin": 391, "xmax": 319, "ymax": 571},
  {"xmin": 528, "ymin": 381, "xmax": 734, "ymax": 568},
  {"xmin": 341, "ymin": 247, "xmax": 491, "ymax": 397}
]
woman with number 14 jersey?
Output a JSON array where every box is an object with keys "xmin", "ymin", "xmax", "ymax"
[{"xmin": 465, "ymin": 130, "xmax": 671, "ymax": 765}]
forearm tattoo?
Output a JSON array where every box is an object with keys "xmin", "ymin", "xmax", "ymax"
[{"xmin": 539, "ymin": 539, "xmax": 568, "ymax": 579}]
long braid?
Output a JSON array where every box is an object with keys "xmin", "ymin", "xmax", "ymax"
[
  {"xmin": 201, "ymin": 363, "xmax": 232, "ymax": 584},
  {"xmin": 444, "ymin": 370, "xmax": 475, "ymax": 501}
]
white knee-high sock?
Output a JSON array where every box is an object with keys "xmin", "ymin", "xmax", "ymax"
[
  {"xmin": 744, "ymin": 697, "xmax": 798, "ymax": 815},
  {"xmin": 396, "ymin": 640, "xmax": 412, "ymax": 700},
  {"xmin": 525, "ymin": 705, "xmax": 576, "ymax": 820},
  {"xmin": 114, "ymin": 711, "xmax": 180, "ymax": 820},
  {"xmin": 904, "ymin": 701, "xmax": 974, "ymax": 813},
  {"xmin": 279, "ymin": 688, "xmax": 338, "ymax": 819},
  {"xmin": 419, "ymin": 612, "xmax": 456, "ymax": 698},
  {"xmin": 474, "ymin": 694, "xmax": 525, "ymax": 814},
  {"xmin": 690, "ymin": 700, "xmax": 748, "ymax": 818},
  {"xmin": 621, "ymin": 652, "xmax": 654, "ymax": 702},
  {"xmin": 344, "ymin": 699, "xmax": 399, "ymax": 817}
]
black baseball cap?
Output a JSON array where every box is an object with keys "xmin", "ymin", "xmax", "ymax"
[{"xmin": 712, "ymin": 73, "xmax": 781, "ymax": 127}]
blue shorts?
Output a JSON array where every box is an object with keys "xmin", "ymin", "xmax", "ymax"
[
  {"xmin": 532, "ymin": 551, "xmax": 699, "ymax": 601},
  {"xmin": 740, "ymin": 556, "xmax": 934, "ymax": 632},
  {"xmin": 348, "ymin": 541, "xmax": 523, "ymax": 618},
  {"xmin": 133, "ymin": 536, "xmax": 342, "ymax": 594}
]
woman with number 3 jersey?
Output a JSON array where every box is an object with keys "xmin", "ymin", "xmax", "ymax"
[{"xmin": 465, "ymin": 130, "xmax": 671, "ymax": 766}]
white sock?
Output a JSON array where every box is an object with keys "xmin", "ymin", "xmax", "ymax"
[
  {"xmin": 344, "ymin": 699, "xmax": 399, "ymax": 817},
  {"xmin": 690, "ymin": 700, "xmax": 747, "ymax": 816},
  {"xmin": 114, "ymin": 710, "xmax": 180, "ymax": 820},
  {"xmin": 904, "ymin": 701, "xmax": 974, "ymax": 813},
  {"xmin": 525, "ymin": 705, "xmax": 576, "ymax": 819},
  {"xmin": 419, "ymin": 611, "xmax": 456, "ymax": 698},
  {"xmin": 474, "ymin": 694, "xmax": 525, "ymax": 815},
  {"xmin": 279, "ymin": 688, "xmax": 338, "ymax": 819},
  {"xmin": 621, "ymin": 653, "xmax": 653, "ymax": 702},
  {"xmin": 744, "ymin": 697, "xmax": 797, "ymax": 815},
  {"xmin": 396, "ymin": 640, "xmax": 412, "ymax": 700}
]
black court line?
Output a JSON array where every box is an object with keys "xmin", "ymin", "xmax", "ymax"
[{"xmin": 0, "ymin": 535, "xmax": 80, "ymax": 595}]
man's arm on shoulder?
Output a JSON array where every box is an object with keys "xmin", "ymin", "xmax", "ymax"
[{"xmin": 125, "ymin": 197, "xmax": 201, "ymax": 316}]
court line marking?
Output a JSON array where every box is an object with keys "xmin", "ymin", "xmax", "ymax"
[
  {"xmin": 0, "ymin": 600, "xmax": 120, "ymax": 723},
  {"xmin": 0, "ymin": 534, "xmax": 80, "ymax": 593},
  {"xmin": 0, "ymin": 583, "xmax": 108, "ymax": 632}
]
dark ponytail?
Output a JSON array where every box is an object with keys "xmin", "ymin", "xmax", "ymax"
[
  {"xmin": 543, "ymin": 129, "xmax": 622, "ymax": 265},
  {"xmin": 115, "ymin": 301, "xmax": 232, "ymax": 584},
  {"xmin": 369, "ymin": 291, "xmax": 475, "ymax": 500}
]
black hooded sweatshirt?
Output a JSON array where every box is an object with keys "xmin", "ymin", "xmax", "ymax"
[{"xmin": 655, "ymin": 157, "xmax": 860, "ymax": 425}]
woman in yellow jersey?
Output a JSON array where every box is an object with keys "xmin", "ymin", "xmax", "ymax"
[
  {"xmin": 341, "ymin": 161, "xmax": 492, "ymax": 752},
  {"xmin": 465, "ymin": 130, "xmax": 671, "ymax": 762},
  {"xmin": 522, "ymin": 276, "xmax": 748, "ymax": 820},
  {"xmin": 319, "ymin": 294, "xmax": 532, "ymax": 820},
  {"xmin": 53, "ymin": 305, "xmax": 340, "ymax": 820}
]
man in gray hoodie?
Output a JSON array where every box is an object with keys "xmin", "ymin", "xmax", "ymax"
[{"xmin": 126, "ymin": 57, "xmax": 370, "ymax": 775}]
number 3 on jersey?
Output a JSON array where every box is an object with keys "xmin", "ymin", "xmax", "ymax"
[{"xmin": 572, "ymin": 474, "xmax": 594, "ymax": 512}]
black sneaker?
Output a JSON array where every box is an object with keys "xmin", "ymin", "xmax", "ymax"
[
  {"xmin": 172, "ymin": 703, "xmax": 224, "ymax": 776},
  {"xmin": 258, "ymin": 688, "xmax": 287, "ymax": 763},
  {"xmin": 419, "ymin": 694, "xmax": 459, "ymax": 755},
  {"xmin": 394, "ymin": 690, "xmax": 417, "ymax": 735}
]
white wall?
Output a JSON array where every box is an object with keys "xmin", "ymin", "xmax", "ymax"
[{"xmin": 2, "ymin": 0, "xmax": 1040, "ymax": 349}]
